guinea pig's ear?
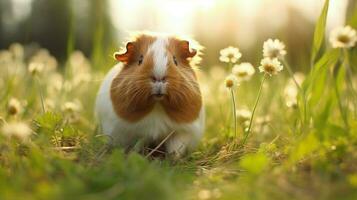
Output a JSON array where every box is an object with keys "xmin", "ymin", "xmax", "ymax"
[
  {"xmin": 179, "ymin": 40, "xmax": 197, "ymax": 59},
  {"xmin": 113, "ymin": 42, "xmax": 135, "ymax": 63}
]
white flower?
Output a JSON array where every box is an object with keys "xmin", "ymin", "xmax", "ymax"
[
  {"xmin": 30, "ymin": 49, "xmax": 57, "ymax": 73},
  {"xmin": 292, "ymin": 72, "xmax": 305, "ymax": 85},
  {"xmin": 284, "ymin": 73, "xmax": 305, "ymax": 108},
  {"xmin": 62, "ymin": 100, "xmax": 82, "ymax": 123},
  {"xmin": 9, "ymin": 43, "xmax": 24, "ymax": 60},
  {"xmin": 62, "ymin": 101, "xmax": 81, "ymax": 114},
  {"xmin": 47, "ymin": 73, "xmax": 64, "ymax": 96},
  {"xmin": 7, "ymin": 98, "xmax": 22, "ymax": 116},
  {"xmin": 69, "ymin": 51, "xmax": 91, "ymax": 75},
  {"xmin": 259, "ymin": 57, "xmax": 283, "ymax": 76},
  {"xmin": 63, "ymin": 81, "xmax": 73, "ymax": 92},
  {"xmin": 256, "ymin": 115, "xmax": 271, "ymax": 125},
  {"xmin": 263, "ymin": 39, "xmax": 287, "ymax": 58},
  {"xmin": 45, "ymin": 99, "xmax": 55, "ymax": 110},
  {"xmin": 219, "ymin": 46, "xmax": 242, "ymax": 63},
  {"xmin": 1, "ymin": 122, "xmax": 32, "ymax": 142},
  {"xmin": 224, "ymin": 74, "xmax": 239, "ymax": 89},
  {"xmin": 68, "ymin": 51, "xmax": 92, "ymax": 87},
  {"xmin": 252, "ymin": 115, "xmax": 271, "ymax": 135},
  {"xmin": 72, "ymin": 73, "xmax": 91, "ymax": 87},
  {"xmin": 236, "ymin": 108, "xmax": 252, "ymax": 122},
  {"xmin": 28, "ymin": 62, "xmax": 44, "ymax": 76},
  {"xmin": 0, "ymin": 50, "xmax": 12, "ymax": 64},
  {"xmin": 232, "ymin": 62, "xmax": 255, "ymax": 81},
  {"xmin": 329, "ymin": 26, "xmax": 357, "ymax": 48},
  {"xmin": 198, "ymin": 189, "xmax": 211, "ymax": 200},
  {"xmin": 0, "ymin": 50, "xmax": 15, "ymax": 75}
]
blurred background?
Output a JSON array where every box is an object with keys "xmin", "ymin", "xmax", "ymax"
[{"xmin": 0, "ymin": 0, "xmax": 355, "ymax": 70}]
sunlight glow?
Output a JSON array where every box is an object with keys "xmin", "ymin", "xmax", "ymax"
[
  {"xmin": 109, "ymin": 0, "xmax": 348, "ymax": 47},
  {"xmin": 4, "ymin": 0, "xmax": 32, "ymax": 30},
  {"xmin": 109, "ymin": 0, "xmax": 216, "ymax": 37}
]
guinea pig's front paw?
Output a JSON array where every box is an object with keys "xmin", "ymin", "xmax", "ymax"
[
  {"xmin": 167, "ymin": 146, "xmax": 186, "ymax": 159},
  {"xmin": 165, "ymin": 133, "xmax": 193, "ymax": 159}
]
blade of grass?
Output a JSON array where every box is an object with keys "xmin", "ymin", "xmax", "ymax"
[
  {"xmin": 334, "ymin": 64, "xmax": 349, "ymax": 131},
  {"xmin": 347, "ymin": 0, "xmax": 357, "ymax": 28},
  {"xmin": 342, "ymin": 49, "xmax": 357, "ymax": 117},
  {"xmin": 230, "ymin": 89, "xmax": 237, "ymax": 138},
  {"xmin": 310, "ymin": 0, "xmax": 330, "ymax": 66},
  {"xmin": 35, "ymin": 77, "xmax": 46, "ymax": 113},
  {"xmin": 299, "ymin": 49, "xmax": 339, "ymax": 128},
  {"xmin": 145, "ymin": 131, "xmax": 175, "ymax": 158},
  {"xmin": 242, "ymin": 74, "xmax": 267, "ymax": 145}
]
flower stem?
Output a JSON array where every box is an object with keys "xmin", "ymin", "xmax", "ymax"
[
  {"xmin": 242, "ymin": 74, "xmax": 266, "ymax": 145},
  {"xmin": 282, "ymin": 58, "xmax": 301, "ymax": 90},
  {"xmin": 228, "ymin": 62, "xmax": 233, "ymax": 69},
  {"xmin": 36, "ymin": 77, "xmax": 46, "ymax": 113},
  {"xmin": 230, "ymin": 89, "xmax": 237, "ymax": 138},
  {"xmin": 282, "ymin": 58, "xmax": 307, "ymax": 129}
]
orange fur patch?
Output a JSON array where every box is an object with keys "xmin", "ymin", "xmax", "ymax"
[
  {"xmin": 163, "ymin": 38, "xmax": 202, "ymax": 123},
  {"xmin": 111, "ymin": 53, "xmax": 156, "ymax": 122}
]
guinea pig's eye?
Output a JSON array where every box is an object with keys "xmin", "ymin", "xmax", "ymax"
[
  {"xmin": 138, "ymin": 55, "xmax": 144, "ymax": 65},
  {"xmin": 173, "ymin": 56, "xmax": 178, "ymax": 66}
]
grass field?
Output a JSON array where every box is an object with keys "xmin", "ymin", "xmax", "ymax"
[{"xmin": 1, "ymin": 0, "xmax": 357, "ymax": 199}]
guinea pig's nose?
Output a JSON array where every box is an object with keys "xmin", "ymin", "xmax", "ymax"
[{"xmin": 151, "ymin": 76, "xmax": 167, "ymax": 83}]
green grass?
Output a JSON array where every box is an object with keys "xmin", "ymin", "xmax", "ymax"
[{"xmin": 1, "ymin": 1, "xmax": 357, "ymax": 199}]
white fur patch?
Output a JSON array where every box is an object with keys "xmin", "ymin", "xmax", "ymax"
[
  {"xmin": 149, "ymin": 37, "xmax": 169, "ymax": 79},
  {"xmin": 152, "ymin": 82, "xmax": 167, "ymax": 95},
  {"xmin": 95, "ymin": 64, "xmax": 123, "ymax": 136},
  {"xmin": 95, "ymin": 63, "xmax": 205, "ymax": 149}
]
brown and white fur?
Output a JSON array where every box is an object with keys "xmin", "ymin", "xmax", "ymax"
[{"xmin": 95, "ymin": 32, "xmax": 205, "ymax": 157}]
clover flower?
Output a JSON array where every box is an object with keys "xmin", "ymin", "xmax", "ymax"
[
  {"xmin": 197, "ymin": 188, "xmax": 221, "ymax": 200},
  {"xmin": 0, "ymin": 50, "xmax": 14, "ymax": 74},
  {"xmin": 0, "ymin": 50, "xmax": 12, "ymax": 64},
  {"xmin": 259, "ymin": 57, "xmax": 283, "ymax": 76},
  {"xmin": 69, "ymin": 51, "xmax": 92, "ymax": 87},
  {"xmin": 263, "ymin": 39, "xmax": 287, "ymax": 58},
  {"xmin": 232, "ymin": 62, "xmax": 255, "ymax": 81},
  {"xmin": 7, "ymin": 98, "xmax": 22, "ymax": 116},
  {"xmin": 329, "ymin": 26, "xmax": 357, "ymax": 49},
  {"xmin": 237, "ymin": 108, "xmax": 252, "ymax": 129},
  {"xmin": 198, "ymin": 189, "xmax": 211, "ymax": 200},
  {"xmin": 28, "ymin": 62, "xmax": 44, "ymax": 76},
  {"xmin": 219, "ymin": 46, "xmax": 242, "ymax": 63},
  {"xmin": 253, "ymin": 115, "xmax": 272, "ymax": 135},
  {"xmin": 46, "ymin": 73, "xmax": 64, "ymax": 97},
  {"xmin": 225, "ymin": 74, "xmax": 239, "ymax": 137},
  {"xmin": 284, "ymin": 73, "xmax": 305, "ymax": 108},
  {"xmin": 9, "ymin": 43, "xmax": 24, "ymax": 60},
  {"xmin": 237, "ymin": 108, "xmax": 252, "ymax": 123},
  {"xmin": 45, "ymin": 99, "xmax": 55, "ymax": 110},
  {"xmin": 30, "ymin": 49, "xmax": 58, "ymax": 73},
  {"xmin": 62, "ymin": 101, "xmax": 81, "ymax": 114},
  {"xmin": 1, "ymin": 122, "xmax": 32, "ymax": 142},
  {"xmin": 224, "ymin": 74, "xmax": 239, "ymax": 89},
  {"xmin": 62, "ymin": 100, "xmax": 82, "ymax": 123}
]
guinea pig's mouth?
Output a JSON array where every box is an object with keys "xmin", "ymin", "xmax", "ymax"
[{"xmin": 152, "ymin": 93, "xmax": 165, "ymax": 100}]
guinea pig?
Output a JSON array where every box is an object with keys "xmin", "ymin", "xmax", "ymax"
[{"xmin": 95, "ymin": 32, "xmax": 205, "ymax": 158}]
